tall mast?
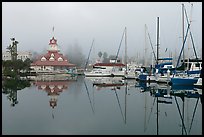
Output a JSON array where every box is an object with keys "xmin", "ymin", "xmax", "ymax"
[
  {"xmin": 187, "ymin": 3, "xmax": 193, "ymax": 70},
  {"xmin": 84, "ymin": 39, "xmax": 94, "ymax": 70},
  {"xmin": 125, "ymin": 27, "xmax": 127, "ymax": 73},
  {"xmin": 146, "ymin": 25, "xmax": 157, "ymax": 62},
  {"xmin": 144, "ymin": 24, "xmax": 147, "ymax": 67},
  {"xmin": 156, "ymin": 17, "xmax": 159, "ymax": 65},
  {"xmin": 182, "ymin": 4, "xmax": 185, "ymax": 68}
]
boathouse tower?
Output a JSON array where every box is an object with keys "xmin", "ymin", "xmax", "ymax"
[{"xmin": 30, "ymin": 29, "xmax": 76, "ymax": 73}]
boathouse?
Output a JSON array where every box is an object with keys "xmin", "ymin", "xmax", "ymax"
[{"xmin": 30, "ymin": 36, "xmax": 76, "ymax": 73}]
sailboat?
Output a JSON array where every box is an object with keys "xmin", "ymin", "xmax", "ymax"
[
  {"xmin": 170, "ymin": 4, "xmax": 201, "ymax": 86},
  {"xmin": 138, "ymin": 17, "xmax": 161, "ymax": 82},
  {"xmin": 84, "ymin": 30, "xmax": 127, "ymax": 77},
  {"xmin": 84, "ymin": 60, "xmax": 126, "ymax": 77},
  {"xmin": 152, "ymin": 17, "xmax": 176, "ymax": 83},
  {"xmin": 123, "ymin": 27, "xmax": 140, "ymax": 79}
]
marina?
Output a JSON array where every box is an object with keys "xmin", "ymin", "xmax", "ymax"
[{"xmin": 2, "ymin": 2, "xmax": 202, "ymax": 135}]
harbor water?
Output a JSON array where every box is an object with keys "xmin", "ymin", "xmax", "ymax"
[{"xmin": 2, "ymin": 76, "xmax": 202, "ymax": 135}]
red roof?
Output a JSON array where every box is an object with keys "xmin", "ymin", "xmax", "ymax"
[
  {"xmin": 31, "ymin": 51, "xmax": 76, "ymax": 67},
  {"xmin": 94, "ymin": 63, "xmax": 126, "ymax": 67},
  {"xmin": 33, "ymin": 81, "xmax": 72, "ymax": 93}
]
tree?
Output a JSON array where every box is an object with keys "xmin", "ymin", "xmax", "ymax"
[
  {"xmin": 2, "ymin": 58, "xmax": 32, "ymax": 77},
  {"xmin": 109, "ymin": 55, "xmax": 117, "ymax": 60},
  {"xmin": 103, "ymin": 52, "xmax": 108, "ymax": 59},
  {"xmin": 31, "ymin": 51, "xmax": 40, "ymax": 61},
  {"xmin": 65, "ymin": 43, "xmax": 86, "ymax": 67},
  {"xmin": 6, "ymin": 38, "xmax": 18, "ymax": 61},
  {"xmin": 23, "ymin": 58, "xmax": 32, "ymax": 72},
  {"xmin": 98, "ymin": 51, "xmax": 103, "ymax": 58},
  {"xmin": 102, "ymin": 52, "xmax": 109, "ymax": 63}
]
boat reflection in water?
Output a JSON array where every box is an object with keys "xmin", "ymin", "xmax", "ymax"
[
  {"xmin": 85, "ymin": 76, "xmax": 202, "ymax": 134},
  {"xmin": 85, "ymin": 76, "xmax": 129, "ymax": 124},
  {"xmin": 85, "ymin": 77, "xmax": 125, "ymax": 91},
  {"xmin": 2, "ymin": 75, "xmax": 202, "ymax": 135},
  {"xmin": 138, "ymin": 81, "xmax": 202, "ymax": 135},
  {"xmin": 2, "ymin": 78, "xmax": 31, "ymax": 107},
  {"xmin": 86, "ymin": 77, "xmax": 136, "ymax": 90},
  {"xmin": 171, "ymin": 85, "xmax": 202, "ymax": 135}
]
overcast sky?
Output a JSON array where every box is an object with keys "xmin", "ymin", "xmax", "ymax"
[{"xmin": 2, "ymin": 2, "xmax": 202, "ymax": 60}]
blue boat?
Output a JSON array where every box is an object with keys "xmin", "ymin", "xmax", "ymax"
[
  {"xmin": 169, "ymin": 5, "xmax": 202, "ymax": 86},
  {"xmin": 171, "ymin": 84, "xmax": 195, "ymax": 90},
  {"xmin": 170, "ymin": 76, "xmax": 198, "ymax": 86}
]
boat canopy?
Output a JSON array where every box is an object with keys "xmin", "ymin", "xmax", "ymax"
[{"xmin": 155, "ymin": 62, "xmax": 173, "ymax": 69}]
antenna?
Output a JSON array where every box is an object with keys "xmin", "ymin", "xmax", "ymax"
[{"xmin": 52, "ymin": 26, "xmax": 55, "ymax": 37}]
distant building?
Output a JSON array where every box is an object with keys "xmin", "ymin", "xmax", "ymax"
[
  {"xmin": 2, "ymin": 51, "xmax": 32, "ymax": 61},
  {"xmin": 30, "ymin": 36, "xmax": 76, "ymax": 73}
]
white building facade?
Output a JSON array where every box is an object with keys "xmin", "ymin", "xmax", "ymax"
[{"xmin": 2, "ymin": 51, "xmax": 32, "ymax": 61}]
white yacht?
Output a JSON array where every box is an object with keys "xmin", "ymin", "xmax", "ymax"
[{"xmin": 84, "ymin": 61, "xmax": 126, "ymax": 77}]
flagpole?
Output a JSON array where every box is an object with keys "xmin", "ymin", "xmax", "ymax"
[{"xmin": 52, "ymin": 26, "xmax": 55, "ymax": 37}]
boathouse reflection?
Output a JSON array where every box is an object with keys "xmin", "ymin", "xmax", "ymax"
[{"xmin": 32, "ymin": 79, "xmax": 75, "ymax": 109}]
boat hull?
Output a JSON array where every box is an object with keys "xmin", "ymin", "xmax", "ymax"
[
  {"xmin": 170, "ymin": 77, "xmax": 198, "ymax": 86},
  {"xmin": 84, "ymin": 72, "xmax": 113, "ymax": 77},
  {"xmin": 138, "ymin": 73, "xmax": 156, "ymax": 82}
]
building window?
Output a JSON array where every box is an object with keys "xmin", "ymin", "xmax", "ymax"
[
  {"xmin": 58, "ymin": 57, "xmax": 63, "ymax": 61},
  {"xmin": 41, "ymin": 56, "xmax": 47, "ymax": 61},
  {"xmin": 49, "ymin": 57, "xmax": 55, "ymax": 61}
]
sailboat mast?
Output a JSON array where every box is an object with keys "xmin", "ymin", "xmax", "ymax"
[
  {"xmin": 146, "ymin": 25, "xmax": 157, "ymax": 62},
  {"xmin": 156, "ymin": 17, "xmax": 159, "ymax": 65},
  {"xmin": 144, "ymin": 24, "xmax": 147, "ymax": 67},
  {"xmin": 182, "ymin": 4, "xmax": 185, "ymax": 68},
  {"xmin": 125, "ymin": 27, "xmax": 127, "ymax": 73},
  {"xmin": 84, "ymin": 39, "xmax": 94, "ymax": 70},
  {"xmin": 187, "ymin": 3, "xmax": 193, "ymax": 70}
]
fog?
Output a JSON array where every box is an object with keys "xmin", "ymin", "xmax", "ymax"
[{"xmin": 2, "ymin": 2, "xmax": 202, "ymax": 62}]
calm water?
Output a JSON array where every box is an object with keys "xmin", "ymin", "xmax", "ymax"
[{"xmin": 2, "ymin": 76, "xmax": 202, "ymax": 135}]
